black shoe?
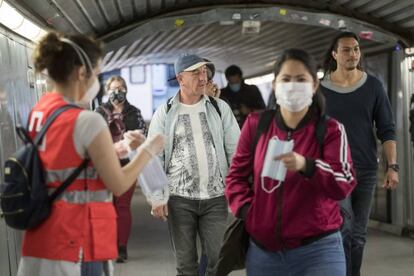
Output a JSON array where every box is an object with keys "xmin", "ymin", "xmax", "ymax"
[{"xmin": 116, "ymin": 246, "xmax": 127, "ymax": 263}]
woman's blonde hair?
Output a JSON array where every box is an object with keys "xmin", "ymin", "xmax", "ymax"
[{"xmin": 105, "ymin": 76, "xmax": 127, "ymax": 92}]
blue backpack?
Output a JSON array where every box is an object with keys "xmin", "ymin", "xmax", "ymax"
[{"xmin": 0, "ymin": 105, "xmax": 88, "ymax": 230}]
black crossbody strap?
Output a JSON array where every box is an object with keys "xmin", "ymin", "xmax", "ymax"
[
  {"xmin": 251, "ymin": 110, "xmax": 276, "ymax": 157},
  {"xmin": 49, "ymin": 159, "xmax": 90, "ymax": 202},
  {"xmin": 208, "ymin": 96, "xmax": 222, "ymax": 118},
  {"xmin": 33, "ymin": 104, "xmax": 80, "ymax": 146},
  {"xmin": 29, "ymin": 103, "xmax": 89, "ymax": 201}
]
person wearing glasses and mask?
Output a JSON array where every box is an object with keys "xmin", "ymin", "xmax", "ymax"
[
  {"xmin": 226, "ymin": 49, "xmax": 356, "ymax": 276},
  {"xmin": 17, "ymin": 32, "xmax": 164, "ymax": 276},
  {"xmin": 96, "ymin": 76, "xmax": 148, "ymax": 263}
]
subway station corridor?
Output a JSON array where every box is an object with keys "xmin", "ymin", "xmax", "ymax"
[{"xmin": 114, "ymin": 190, "xmax": 414, "ymax": 276}]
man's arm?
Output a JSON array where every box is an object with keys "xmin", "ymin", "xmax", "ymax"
[
  {"xmin": 147, "ymin": 104, "xmax": 170, "ymax": 220},
  {"xmin": 372, "ymin": 78, "xmax": 398, "ymax": 189},
  {"xmin": 382, "ymin": 140, "xmax": 398, "ymax": 189}
]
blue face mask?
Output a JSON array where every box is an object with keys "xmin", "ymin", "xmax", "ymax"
[{"xmin": 229, "ymin": 83, "xmax": 241, "ymax": 93}]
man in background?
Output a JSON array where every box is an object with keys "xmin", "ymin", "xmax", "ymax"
[{"xmin": 220, "ymin": 65, "xmax": 265, "ymax": 128}]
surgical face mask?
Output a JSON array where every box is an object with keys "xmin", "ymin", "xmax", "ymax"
[
  {"xmin": 79, "ymin": 77, "xmax": 99, "ymax": 105},
  {"xmin": 261, "ymin": 137, "xmax": 294, "ymax": 193},
  {"xmin": 109, "ymin": 89, "xmax": 127, "ymax": 104},
  {"xmin": 229, "ymin": 83, "xmax": 241, "ymax": 93},
  {"xmin": 275, "ymin": 82, "xmax": 313, "ymax": 112}
]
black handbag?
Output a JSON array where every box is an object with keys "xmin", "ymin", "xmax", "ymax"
[
  {"xmin": 214, "ymin": 111, "xmax": 275, "ymax": 276},
  {"xmin": 214, "ymin": 216, "xmax": 249, "ymax": 276}
]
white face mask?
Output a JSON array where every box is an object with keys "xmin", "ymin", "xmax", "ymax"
[
  {"xmin": 261, "ymin": 138, "xmax": 294, "ymax": 193},
  {"xmin": 79, "ymin": 77, "xmax": 99, "ymax": 105},
  {"xmin": 275, "ymin": 82, "xmax": 313, "ymax": 112}
]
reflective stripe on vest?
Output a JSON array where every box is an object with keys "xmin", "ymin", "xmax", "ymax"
[
  {"xmin": 49, "ymin": 188, "xmax": 112, "ymax": 204},
  {"xmin": 46, "ymin": 166, "xmax": 99, "ymax": 184}
]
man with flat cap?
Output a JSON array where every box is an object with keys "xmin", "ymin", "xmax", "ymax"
[{"xmin": 148, "ymin": 54, "xmax": 240, "ymax": 276}]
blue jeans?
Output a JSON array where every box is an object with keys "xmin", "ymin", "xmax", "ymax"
[
  {"xmin": 81, "ymin": 262, "xmax": 103, "ymax": 276},
  {"xmin": 340, "ymin": 168, "xmax": 377, "ymax": 276},
  {"xmin": 168, "ymin": 195, "xmax": 228, "ymax": 276},
  {"xmin": 246, "ymin": 232, "xmax": 345, "ymax": 276}
]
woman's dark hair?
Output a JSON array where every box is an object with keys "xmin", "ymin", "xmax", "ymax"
[
  {"xmin": 34, "ymin": 32, "xmax": 103, "ymax": 83},
  {"xmin": 323, "ymin": 31, "xmax": 362, "ymax": 74},
  {"xmin": 225, "ymin": 65, "xmax": 243, "ymax": 79},
  {"xmin": 273, "ymin": 48, "xmax": 325, "ymax": 117}
]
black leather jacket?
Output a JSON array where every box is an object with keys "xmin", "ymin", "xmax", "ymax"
[{"xmin": 96, "ymin": 100, "xmax": 148, "ymax": 166}]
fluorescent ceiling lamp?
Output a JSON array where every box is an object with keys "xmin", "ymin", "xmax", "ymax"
[
  {"xmin": 14, "ymin": 19, "xmax": 40, "ymax": 40},
  {"xmin": 245, "ymin": 73, "xmax": 274, "ymax": 85},
  {"xmin": 0, "ymin": 0, "xmax": 46, "ymax": 42},
  {"xmin": 0, "ymin": 1, "xmax": 24, "ymax": 29}
]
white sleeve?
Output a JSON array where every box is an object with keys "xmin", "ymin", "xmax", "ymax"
[{"xmin": 73, "ymin": 110, "xmax": 108, "ymax": 158}]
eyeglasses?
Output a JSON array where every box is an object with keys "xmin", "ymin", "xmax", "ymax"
[{"xmin": 108, "ymin": 87, "xmax": 127, "ymax": 93}]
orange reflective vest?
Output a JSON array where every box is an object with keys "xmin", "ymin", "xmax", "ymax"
[{"xmin": 21, "ymin": 93, "xmax": 117, "ymax": 262}]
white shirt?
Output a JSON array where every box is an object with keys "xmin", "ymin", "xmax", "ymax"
[{"xmin": 167, "ymin": 100, "xmax": 223, "ymax": 200}]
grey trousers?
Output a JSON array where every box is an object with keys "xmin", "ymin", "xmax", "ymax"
[{"xmin": 168, "ymin": 195, "xmax": 228, "ymax": 276}]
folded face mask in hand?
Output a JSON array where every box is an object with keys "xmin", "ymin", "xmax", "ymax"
[{"xmin": 261, "ymin": 137, "xmax": 294, "ymax": 193}]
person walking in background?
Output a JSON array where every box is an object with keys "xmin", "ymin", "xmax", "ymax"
[
  {"xmin": 220, "ymin": 65, "xmax": 265, "ymax": 127},
  {"xmin": 148, "ymin": 54, "xmax": 240, "ymax": 276},
  {"xmin": 226, "ymin": 48, "xmax": 356, "ymax": 276},
  {"xmin": 321, "ymin": 31, "xmax": 399, "ymax": 276},
  {"xmin": 17, "ymin": 32, "xmax": 164, "ymax": 276},
  {"xmin": 96, "ymin": 76, "xmax": 147, "ymax": 263}
]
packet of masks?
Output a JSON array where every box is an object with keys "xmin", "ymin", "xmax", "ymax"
[
  {"xmin": 128, "ymin": 148, "xmax": 170, "ymax": 206},
  {"xmin": 262, "ymin": 137, "xmax": 294, "ymax": 182}
]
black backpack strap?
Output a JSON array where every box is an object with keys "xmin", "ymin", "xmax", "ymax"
[
  {"xmin": 49, "ymin": 159, "xmax": 90, "ymax": 202},
  {"xmin": 33, "ymin": 104, "xmax": 80, "ymax": 146},
  {"xmin": 315, "ymin": 114, "xmax": 329, "ymax": 155},
  {"xmin": 208, "ymin": 96, "xmax": 221, "ymax": 118},
  {"xmin": 251, "ymin": 110, "xmax": 276, "ymax": 155},
  {"xmin": 166, "ymin": 97, "xmax": 173, "ymax": 113}
]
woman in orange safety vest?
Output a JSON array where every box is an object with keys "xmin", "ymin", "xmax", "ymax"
[{"xmin": 17, "ymin": 32, "xmax": 164, "ymax": 276}]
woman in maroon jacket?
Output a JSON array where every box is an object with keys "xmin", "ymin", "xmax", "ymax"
[{"xmin": 225, "ymin": 49, "xmax": 357, "ymax": 276}]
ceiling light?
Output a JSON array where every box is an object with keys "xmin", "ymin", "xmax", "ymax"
[
  {"xmin": 0, "ymin": 0, "xmax": 47, "ymax": 42},
  {"xmin": 0, "ymin": 0, "xmax": 24, "ymax": 29},
  {"xmin": 14, "ymin": 19, "xmax": 41, "ymax": 40}
]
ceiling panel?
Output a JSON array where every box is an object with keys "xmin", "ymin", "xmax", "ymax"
[
  {"xmin": 117, "ymin": 0, "xmax": 136, "ymax": 21},
  {"xmin": 6, "ymin": 0, "xmax": 413, "ymax": 76}
]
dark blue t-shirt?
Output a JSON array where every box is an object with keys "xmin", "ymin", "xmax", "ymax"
[{"xmin": 321, "ymin": 74, "xmax": 396, "ymax": 169}]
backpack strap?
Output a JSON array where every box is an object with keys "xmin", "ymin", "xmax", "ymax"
[
  {"xmin": 30, "ymin": 104, "xmax": 90, "ymax": 202},
  {"xmin": 166, "ymin": 96, "xmax": 221, "ymax": 118},
  {"xmin": 251, "ymin": 110, "xmax": 276, "ymax": 155},
  {"xmin": 208, "ymin": 96, "xmax": 221, "ymax": 118},
  {"xmin": 33, "ymin": 104, "xmax": 80, "ymax": 146},
  {"xmin": 166, "ymin": 97, "xmax": 173, "ymax": 113},
  {"xmin": 49, "ymin": 159, "xmax": 90, "ymax": 202}
]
